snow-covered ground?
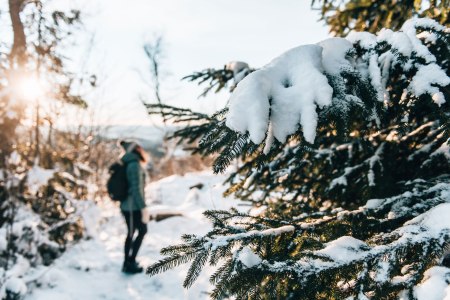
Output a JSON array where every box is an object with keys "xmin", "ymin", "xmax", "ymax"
[
  {"xmin": 24, "ymin": 171, "xmax": 243, "ymax": 300},
  {"xmin": 14, "ymin": 170, "xmax": 450, "ymax": 299}
]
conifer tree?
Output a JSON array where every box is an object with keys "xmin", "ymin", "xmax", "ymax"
[
  {"xmin": 147, "ymin": 18, "xmax": 450, "ymax": 299},
  {"xmin": 311, "ymin": 0, "xmax": 449, "ymax": 36}
]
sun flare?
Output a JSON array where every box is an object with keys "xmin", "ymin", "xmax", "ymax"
[{"xmin": 15, "ymin": 74, "xmax": 48, "ymax": 101}]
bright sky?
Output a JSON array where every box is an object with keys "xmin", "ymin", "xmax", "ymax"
[{"xmin": 58, "ymin": 0, "xmax": 330, "ymax": 125}]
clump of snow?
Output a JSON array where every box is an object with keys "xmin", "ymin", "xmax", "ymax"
[
  {"xmin": 2, "ymin": 277, "xmax": 28, "ymax": 298},
  {"xmin": 364, "ymin": 198, "xmax": 384, "ymax": 209},
  {"xmin": 414, "ymin": 266, "xmax": 450, "ymax": 300},
  {"xmin": 401, "ymin": 18, "xmax": 444, "ymax": 63},
  {"xmin": 226, "ymin": 43, "xmax": 335, "ymax": 144},
  {"xmin": 260, "ymin": 225, "xmax": 295, "ymax": 235},
  {"xmin": 346, "ymin": 32, "xmax": 377, "ymax": 49},
  {"xmin": 416, "ymin": 31, "xmax": 438, "ymax": 44},
  {"xmin": 226, "ymin": 61, "xmax": 251, "ymax": 84},
  {"xmin": 409, "ymin": 64, "xmax": 449, "ymax": 106},
  {"xmin": 238, "ymin": 246, "xmax": 262, "ymax": 268},
  {"xmin": 406, "ymin": 203, "xmax": 450, "ymax": 232},
  {"xmin": 387, "ymin": 211, "xmax": 396, "ymax": 220},
  {"xmin": 315, "ymin": 236, "xmax": 368, "ymax": 263},
  {"xmin": 317, "ymin": 38, "xmax": 354, "ymax": 75},
  {"xmin": 378, "ymin": 29, "xmax": 413, "ymax": 57},
  {"xmin": 26, "ymin": 165, "xmax": 55, "ymax": 195},
  {"xmin": 368, "ymin": 54, "xmax": 383, "ymax": 101}
]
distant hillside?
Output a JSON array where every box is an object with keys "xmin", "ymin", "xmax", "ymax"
[{"xmin": 98, "ymin": 125, "xmax": 176, "ymax": 158}]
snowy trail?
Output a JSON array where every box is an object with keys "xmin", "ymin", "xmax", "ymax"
[{"xmin": 25, "ymin": 172, "xmax": 241, "ymax": 300}]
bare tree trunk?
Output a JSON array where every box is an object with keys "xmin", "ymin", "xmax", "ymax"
[
  {"xmin": 143, "ymin": 35, "xmax": 167, "ymax": 126},
  {"xmin": 35, "ymin": 102, "xmax": 40, "ymax": 161},
  {"xmin": 8, "ymin": 0, "xmax": 27, "ymax": 67},
  {"xmin": 47, "ymin": 120, "xmax": 53, "ymax": 147},
  {"xmin": 4, "ymin": 0, "xmax": 27, "ymax": 161}
]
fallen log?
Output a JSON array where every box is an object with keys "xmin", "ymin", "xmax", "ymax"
[{"xmin": 150, "ymin": 213, "xmax": 183, "ymax": 222}]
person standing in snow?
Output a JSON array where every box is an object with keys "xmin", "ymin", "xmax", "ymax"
[{"xmin": 119, "ymin": 141, "xmax": 150, "ymax": 274}]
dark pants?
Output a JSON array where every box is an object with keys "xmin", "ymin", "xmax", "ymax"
[{"xmin": 122, "ymin": 210, "xmax": 148, "ymax": 263}]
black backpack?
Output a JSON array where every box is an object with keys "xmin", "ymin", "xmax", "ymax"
[{"xmin": 107, "ymin": 161, "xmax": 128, "ymax": 201}]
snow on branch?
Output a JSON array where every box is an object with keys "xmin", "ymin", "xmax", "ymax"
[
  {"xmin": 226, "ymin": 18, "xmax": 449, "ymax": 145},
  {"xmin": 225, "ymin": 43, "xmax": 336, "ymax": 145},
  {"xmin": 204, "ymin": 225, "xmax": 295, "ymax": 251},
  {"xmin": 248, "ymin": 181, "xmax": 450, "ymax": 291},
  {"xmin": 147, "ymin": 174, "xmax": 450, "ymax": 298}
]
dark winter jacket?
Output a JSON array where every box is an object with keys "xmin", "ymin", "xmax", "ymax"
[{"xmin": 120, "ymin": 152, "xmax": 146, "ymax": 211}]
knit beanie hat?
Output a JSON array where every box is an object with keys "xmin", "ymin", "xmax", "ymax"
[{"xmin": 119, "ymin": 140, "xmax": 138, "ymax": 153}]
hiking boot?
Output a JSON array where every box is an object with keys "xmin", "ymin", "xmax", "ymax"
[
  {"xmin": 130, "ymin": 260, "xmax": 144, "ymax": 273},
  {"xmin": 122, "ymin": 260, "xmax": 143, "ymax": 274}
]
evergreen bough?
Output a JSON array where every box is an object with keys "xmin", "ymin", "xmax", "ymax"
[{"xmin": 147, "ymin": 18, "xmax": 450, "ymax": 299}]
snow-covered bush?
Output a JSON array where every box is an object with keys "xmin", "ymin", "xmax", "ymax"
[
  {"xmin": 147, "ymin": 18, "xmax": 450, "ymax": 299},
  {"xmin": 0, "ymin": 144, "xmax": 106, "ymax": 299},
  {"xmin": 0, "ymin": 0, "xmax": 109, "ymax": 298}
]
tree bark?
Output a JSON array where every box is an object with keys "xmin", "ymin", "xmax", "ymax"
[{"xmin": 8, "ymin": 0, "xmax": 27, "ymax": 66}]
